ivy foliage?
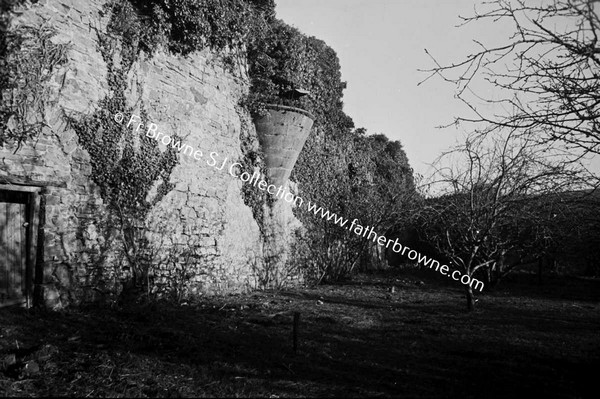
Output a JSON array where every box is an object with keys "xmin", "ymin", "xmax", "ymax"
[
  {"xmin": 0, "ymin": 1, "xmax": 70, "ymax": 150},
  {"xmin": 112, "ymin": 0, "xmax": 278, "ymax": 232},
  {"xmin": 95, "ymin": 0, "xmax": 362, "ymax": 231},
  {"xmin": 3, "ymin": 0, "xmax": 417, "ymax": 286},
  {"xmin": 245, "ymin": 20, "xmax": 354, "ymax": 131},
  {"xmin": 65, "ymin": 1, "xmax": 182, "ymax": 294},
  {"xmin": 238, "ymin": 125, "xmax": 270, "ymax": 234},
  {"xmin": 126, "ymin": 0, "xmax": 274, "ymax": 55},
  {"xmin": 67, "ymin": 1, "xmax": 178, "ymax": 223},
  {"xmin": 291, "ymin": 128, "xmax": 417, "ymax": 283},
  {"xmin": 249, "ymin": 21, "xmax": 418, "ymax": 282},
  {"xmin": 112, "ymin": 0, "xmax": 417, "ymax": 282}
]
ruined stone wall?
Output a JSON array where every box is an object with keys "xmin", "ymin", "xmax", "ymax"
[{"xmin": 0, "ymin": 0, "xmax": 303, "ymax": 307}]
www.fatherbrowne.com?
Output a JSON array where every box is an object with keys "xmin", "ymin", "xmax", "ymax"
[
  {"xmin": 117, "ymin": 111, "xmax": 484, "ymax": 292},
  {"xmin": 306, "ymin": 203, "xmax": 484, "ymax": 292}
]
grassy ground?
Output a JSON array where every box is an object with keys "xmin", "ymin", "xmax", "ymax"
[{"xmin": 1, "ymin": 269, "xmax": 599, "ymax": 398}]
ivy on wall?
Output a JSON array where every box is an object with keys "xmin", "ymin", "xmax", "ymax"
[
  {"xmin": 0, "ymin": 13, "xmax": 70, "ymax": 150},
  {"xmin": 127, "ymin": 0, "xmax": 258, "ymax": 55},
  {"xmin": 2, "ymin": 0, "xmax": 417, "ymax": 289},
  {"xmin": 110, "ymin": 0, "xmax": 415, "ymax": 285},
  {"xmin": 119, "ymin": 0, "xmax": 278, "ymax": 231},
  {"xmin": 65, "ymin": 1, "xmax": 179, "ymax": 292},
  {"xmin": 67, "ymin": 1, "xmax": 178, "ymax": 222},
  {"xmin": 92, "ymin": 0, "xmax": 417, "ymax": 287},
  {"xmin": 236, "ymin": 111, "xmax": 274, "ymax": 235},
  {"xmin": 239, "ymin": 135, "xmax": 266, "ymax": 230}
]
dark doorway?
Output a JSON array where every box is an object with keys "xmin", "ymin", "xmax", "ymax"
[{"xmin": 0, "ymin": 185, "xmax": 41, "ymax": 307}]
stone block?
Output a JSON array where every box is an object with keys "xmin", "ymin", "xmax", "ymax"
[
  {"xmin": 41, "ymin": 284, "xmax": 62, "ymax": 310},
  {"xmin": 53, "ymin": 263, "xmax": 72, "ymax": 289},
  {"xmin": 45, "ymin": 194, "xmax": 61, "ymax": 206}
]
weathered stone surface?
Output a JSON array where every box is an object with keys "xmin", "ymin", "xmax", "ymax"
[
  {"xmin": 0, "ymin": 0, "xmax": 304, "ymax": 306},
  {"xmin": 254, "ymin": 105, "xmax": 314, "ymax": 188}
]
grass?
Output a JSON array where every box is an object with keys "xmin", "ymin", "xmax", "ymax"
[{"xmin": 1, "ymin": 269, "xmax": 599, "ymax": 398}]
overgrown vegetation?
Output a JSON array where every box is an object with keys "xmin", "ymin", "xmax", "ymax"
[
  {"xmin": 115, "ymin": 0, "xmax": 279, "ymax": 235},
  {"xmin": 291, "ymin": 130, "xmax": 416, "ymax": 284},
  {"xmin": 251, "ymin": 21, "xmax": 416, "ymax": 283},
  {"xmin": 2, "ymin": 0, "xmax": 417, "ymax": 294},
  {"xmin": 126, "ymin": 0, "xmax": 271, "ymax": 56},
  {"xmin": 242, "ymin": 10, "xmax": 417, "ymax": 284},
  {"xmin": 0, "ymin": 9, "xmax": 70, "ymax": 150},
  {"xmin": 237, "ymin": 111, "xmax": 271, "ymax": 235},
  {"xmin": 66, "ymin": 1, "xmax": 179, "ymax": 298},
  {"xmin": 114, "ymin": 0, "xmax": 418, "ymax": 284}
]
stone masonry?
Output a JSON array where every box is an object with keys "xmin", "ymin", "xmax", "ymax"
[{"xmin": 0, "ymin": 0, "xmax": 304, "ymax": 307}]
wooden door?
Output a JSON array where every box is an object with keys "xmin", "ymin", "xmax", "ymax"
[{"xmin": 0, "ymin": 190, "xmax": 30, "ymax": 306}]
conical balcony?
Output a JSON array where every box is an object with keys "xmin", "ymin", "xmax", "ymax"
[{"xmin": 253, "ymin": 104, "xmax": 314, "ymax": 188}]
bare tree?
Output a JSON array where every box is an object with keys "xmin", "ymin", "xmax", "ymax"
[
  {"xmin": 417, "ymin": 131, "xmax": 584, "ymax": 310},
  {"xmin": 421, "ymin": 0, "xmax": 600, "ymax": 163}
]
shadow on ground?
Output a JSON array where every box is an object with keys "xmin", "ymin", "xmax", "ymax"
[{"xmin": 1, "ymin": 269, "xmax": 599, "ymax": 397}]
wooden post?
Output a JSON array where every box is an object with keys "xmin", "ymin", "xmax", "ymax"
[
  {"xmin": 293, "ymin": 312, "xmax": 300, "ymax": 354},
  {"xmin": 26, "ymin": 191, "xmax": 40, "ymax": 308}
]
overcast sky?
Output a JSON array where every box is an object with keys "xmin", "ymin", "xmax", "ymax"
[{"xmin": 275, "ymin": 0, "xmax": 599, "ymax": 178}]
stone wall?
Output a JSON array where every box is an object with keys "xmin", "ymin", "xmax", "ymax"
[{"xmin": 0, "ymin": 0, "xmax": 304, "ymax": 307}]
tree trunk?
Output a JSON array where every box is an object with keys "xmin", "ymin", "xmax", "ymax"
[{"xmin": 466, "ymin": 285, "xmax": 474, "ymax": 311}]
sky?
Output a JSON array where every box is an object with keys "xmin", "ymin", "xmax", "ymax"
[{"xmin": 275, "ymin": 0, "xmax": 599, "ymax": 178}]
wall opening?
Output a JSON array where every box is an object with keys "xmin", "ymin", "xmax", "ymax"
[{"xmin": 0, "ymin": 184, "xmax": 41, "ymax": 308}]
